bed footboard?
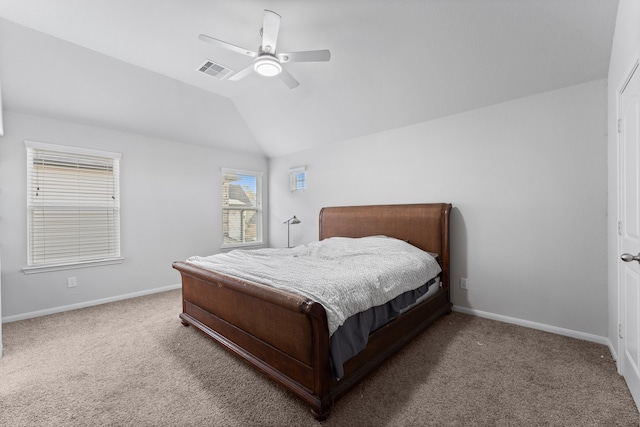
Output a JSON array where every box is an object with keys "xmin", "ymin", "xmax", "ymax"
[{"xmin": 173, "ymin": 261, "xmax": 334, "ymax": 419}]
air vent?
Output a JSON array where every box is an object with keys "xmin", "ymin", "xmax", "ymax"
[{"xmin": 197, "ymin": 60, "xmax": 232, "ymax": 80}]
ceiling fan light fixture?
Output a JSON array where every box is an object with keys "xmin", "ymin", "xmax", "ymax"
[{"xmin": 254, "ymin": 56, "xmax": 282, "ymax": 77}]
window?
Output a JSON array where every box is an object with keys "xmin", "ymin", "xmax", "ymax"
[
  {"xmin": 24, "ymin": 141, "xmax": 122, "ymax": 273},
  {"xmin": 289, "ymin": 166, "xmax": 306, "ymax": 191},
  {"xmin": 222, "ymin": 169, "xmax": 263, "ymax": 247}
]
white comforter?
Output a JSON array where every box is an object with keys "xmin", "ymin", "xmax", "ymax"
[{"xmin": 186, "ymin": 236, "xmax": 441, "ymax": 336}]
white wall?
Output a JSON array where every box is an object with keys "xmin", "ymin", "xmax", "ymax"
[
  {"xmin": 607, "ymin": 0, "xmax": 640, "ymax": 360},
  {"xmin": 269, "ymin": 80, "xmax": 608, "ymax": 338},
  {"xmin": 0, "ymin": 111, "xmax": 268, "ymax": 319}
]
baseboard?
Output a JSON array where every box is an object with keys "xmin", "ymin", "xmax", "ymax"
[
  {"xmin": 2, "ymin": 284, "xmax": 182, "ymax": 324},
  {"xmin": 452, "ymin": 305, "xmax": 615, "ymax": 355},
  {"xmin": 2, "ymin": 295, "xmax": 617, "ymax": 361},
  {"xmin": 607, "ymin": 336, "xmax": 619, "ymax": 365}
]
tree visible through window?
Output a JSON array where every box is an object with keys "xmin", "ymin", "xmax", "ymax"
[{"xmin": 222, "ymin": 169, "xmax": 262, "ymax": 246}]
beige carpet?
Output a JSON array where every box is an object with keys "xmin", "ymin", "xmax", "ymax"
[{"xmin": 0, "ymin": 289, "xmax": 637, "ymax": 426}]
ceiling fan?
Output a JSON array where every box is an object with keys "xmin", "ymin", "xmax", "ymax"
[{"xmin": 199, "ymin": 9, "xmax": 331, "ymax": 89}]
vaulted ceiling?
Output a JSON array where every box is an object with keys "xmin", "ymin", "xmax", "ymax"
[{"xmin": 0, "ymin": 1, "xmax": 619, "ymax": 158}]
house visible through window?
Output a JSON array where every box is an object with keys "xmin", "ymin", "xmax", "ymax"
[
  {"xmin": 24, "ymin": 141, "xmax": 123, "ymax": 273},
  {"xmin": 222, "ymin": 169, "xmax": 263, "ymax": 247}
]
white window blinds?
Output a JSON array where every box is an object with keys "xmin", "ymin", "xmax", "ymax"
[{"xmin": 25, "ymin": 141, "xmax": 122, "ymax": 268}]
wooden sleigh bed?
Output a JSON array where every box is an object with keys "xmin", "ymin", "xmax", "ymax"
[{"xmin": 173, "ymin": 203, "xmax": 452, "ymax": 419}]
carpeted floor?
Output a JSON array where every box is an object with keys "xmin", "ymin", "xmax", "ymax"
[{"xmin": 0, "ymin": 289, "xmax": 637, "ymax": 426}]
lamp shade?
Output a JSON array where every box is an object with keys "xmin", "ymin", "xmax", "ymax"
[{"xmin": 284, "ymin": 215, "xmax": 301, "ymax": 248}]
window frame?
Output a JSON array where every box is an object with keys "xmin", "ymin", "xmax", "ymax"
[
  {"xmin": 289, "ymin": 166, "xmax": 307, "ymax": 192},
  {"xmin": 221, "ymin": 168, "xmax": 264, "ymax": 249},
  {"xmin": 23, "ymin": 141, "xmax": 124, "ymax": 274}
]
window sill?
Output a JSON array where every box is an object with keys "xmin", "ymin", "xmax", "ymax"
[
  {"xmin": 22, "ymin": 257, "xmax": 125, "ymax": 274},
  {"xmin": 221, "ymin": 242, "xmax": 265, "ymax": 251}
]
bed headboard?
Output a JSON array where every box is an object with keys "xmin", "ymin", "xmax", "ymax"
[{"xmin": 319, "ymin": 203, "xmax": 452, "ymax": 288}]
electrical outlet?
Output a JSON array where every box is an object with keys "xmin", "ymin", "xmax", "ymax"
[
  {"xmin": 460, "ymin": 277, "xmax": 469, "ymax": 290},
  {"xmin": 67, "ymin": 277, "xmax": 77, "ymax": 288}
]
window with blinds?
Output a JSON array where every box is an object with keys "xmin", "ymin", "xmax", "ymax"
[
  {"xmin": 222, "ymin": 169, "xmax": 263, "ymax": 247},
  {"xmin": 25, "ymin": 141, "xmax": 122, "ymax": 271},
  {"xmin": 289, "ymin": 166, "xmax": 306, "ymax": 191}
]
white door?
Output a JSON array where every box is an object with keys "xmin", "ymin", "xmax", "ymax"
[{"xmin": 620, "ymin": 61, "xmax": 640, "ymax": 408}]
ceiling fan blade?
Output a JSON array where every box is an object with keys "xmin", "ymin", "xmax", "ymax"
[
  {"xmin": 199, "ymin": 34, "xmax": 257, "ymax": 58},
  {"xmin": 228, "ymin": 64, "xmax": 255, "ymax": 81},
  {"xmin": 278, "ymin": 68, "xmax": 300, "ymax": 89},
  {"xmin": 279, "ymin": 50, "xmax": 331, "ymax": 63},
  {"xmin": 261, "ymin": 10, "xmax": 281, "ymax": 54}
]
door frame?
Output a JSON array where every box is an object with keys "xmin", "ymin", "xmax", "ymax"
[{"xmin": 617, "ymin": 58, "xmax": 640, "ymax": 378}]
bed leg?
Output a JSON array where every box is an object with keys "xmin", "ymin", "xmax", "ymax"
[
  {"xmin": 311, "ymin": 407, "xmax": 330, "ymax": 421},
  {"xmin": 179, "ymin": 315, "xmax": 190, "ymax": 326}
]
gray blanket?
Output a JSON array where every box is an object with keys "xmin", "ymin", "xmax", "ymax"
[{"xmin": 186, "ymin": 236, "xmax": 441, "ymax": 336}]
